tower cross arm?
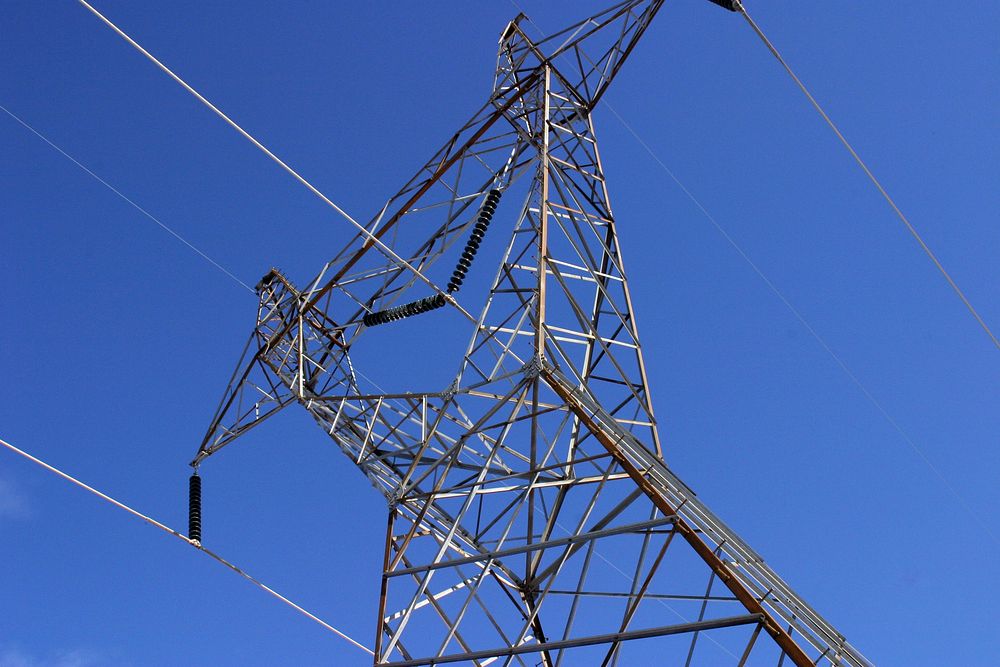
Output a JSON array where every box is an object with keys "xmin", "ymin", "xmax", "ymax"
[{"xmin": 502, "ymin": 0, "xmax": 667, "ymax": 114}]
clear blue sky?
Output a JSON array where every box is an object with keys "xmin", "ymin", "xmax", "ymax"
[{"xmin": 2, "ymin": 2, "xmax": 997, "ymax": 665}]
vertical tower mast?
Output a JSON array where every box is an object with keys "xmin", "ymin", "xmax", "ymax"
[{"xmin": 192, "ymin": 3, "xmax": 871, "ymax": 665}]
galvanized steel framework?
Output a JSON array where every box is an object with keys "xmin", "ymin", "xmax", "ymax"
[{"xmin": 192, "ymin": 2, "xmax": 871, "ymax": 665}]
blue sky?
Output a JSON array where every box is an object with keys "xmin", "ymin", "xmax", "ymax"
[{"xmin": 1, "ymin": 1, "xmax": 998, "ymax": 665}]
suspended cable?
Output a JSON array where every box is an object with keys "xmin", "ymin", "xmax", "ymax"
[
  {"xmin": 0, "ymin": 435, "xmax": 374, "ymax": 657},
  {"xmin": 735, "ymin": 2, "xmax": 998, "ymax": 351},
  {"xmin": 75, "ymin": 0, "xmax": 463, "ymax": 312},
  {"xmin": 508, "ymin": 0, "xmax": 998, "ymax": 547},
  {"xmin": 74, "ymin": 0, "xmax": 359, "ymax": 231},
  {"xmin": 604, "ymin": 100, "xmax": 999, "ymax": 548},
  {"xmin": 0, "ymin": 103, "xmax": 254, "ymax": 293}
]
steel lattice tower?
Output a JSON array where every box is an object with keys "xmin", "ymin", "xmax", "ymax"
[{"xmin": 192, "ymin": 2, "xmax": 872, "ymax": 664}]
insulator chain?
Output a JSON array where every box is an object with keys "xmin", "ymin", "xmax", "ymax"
[
  {"xmin": 363, "ymin": 189, "xmax": 503, "ymax": 328},
  {"xmin": 188, "ymin": 473, "xmax": 202, "ymax": 543},
  {"xmin": 447, "ymin": 188, "xmax": 501, "ymax": 293},
  {"xmin": 362, "ymin": 293, "xmax": 446, "ymax": 327}
]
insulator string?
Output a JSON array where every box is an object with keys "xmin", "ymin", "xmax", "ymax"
[{"xmin": 363, "ymin": 189, "xmax": 503, "ymax": 328}]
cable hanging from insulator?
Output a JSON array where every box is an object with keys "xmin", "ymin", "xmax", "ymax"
[
  {"xmin": 362, "ymin": 188, "xmax": 503, "ymax": 327},
  {"xmin": 188, "ymin": 471, "xmax": 202, "ymax": 544}
]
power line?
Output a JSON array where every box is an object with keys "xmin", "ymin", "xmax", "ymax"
[
  {"xmin": 609, "ymin": 101, "xmax": 1000, "ymax": 536},
  {"xmin": 735, "ymin": 2, "xmax": 998, "ymax": 351},
  {"xmin": 602, "ymin": 75, "xmax": 1000, "ymax": 551},
  {"xmin": 0, "ymin": 104, "xmax": 378, "ymax": 647},
  {"xmin": 1, "ymin": 103, "xmax": 254, "ymax": 293},
  {"xmin": 74, "ymin": 0, "xmax": 360, "ymax": 232},
  {"xmin": 509, "ymin": 0, "xmax": 998, "ymax": 546},
  {"xmin": 75, "ymin": 0, "xmax": 453, "ymax": 306},
  {"xmin": 0, "ymin": 435, "xmax": 374, "ymax": 657}
]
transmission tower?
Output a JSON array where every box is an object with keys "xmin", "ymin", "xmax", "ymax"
[{"xmin": 191, "ymin": 2, "xmax": 871, "ymax": 664}]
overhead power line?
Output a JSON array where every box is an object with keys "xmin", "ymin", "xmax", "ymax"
[
  {"xmin": 74, "ymin": 0, "xmax": 361, "ymax": 231},
  {"xmin": 0, "ymin": 103, "xmax": 254, "ymax": 293},
  {"xmin": 736, "ymin": 2, "xmax": 999, "ymax": 351},
  {"xmin": 604, "ymin": 102, "xmax": 1000, "ymax": 548},
  {"xmin": 511, "ymin": 0, "xmax": 998, "ymax": 551},
  {"xmin": 0, "ymin": 435, "xmax": 374, "ymax": 657},
  {"xmin": 75, "ymin": 0, "xmax": 454, "ymax": 306}
]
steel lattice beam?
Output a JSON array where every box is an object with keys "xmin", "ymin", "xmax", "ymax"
[{"xmin": 192, "ymin": 3, "xmax": 872, "ymax": 666}]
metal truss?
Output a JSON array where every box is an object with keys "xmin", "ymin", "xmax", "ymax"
[{"xmin": 192, "ymin": 2, "xmax": 872, "ymax": 665}]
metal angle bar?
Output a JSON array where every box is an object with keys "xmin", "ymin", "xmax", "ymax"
[
  {"xmin": 542, "ymin": 365, "xmax": 818, "ymax": 666},
  {"xmin": 382, "ymin": 386, "xmax": 534, "ymax": 657},
  {"xmin": 392, "ymin": 552, "xmax": 482, "ymax": 664},
  {"xmin": 410, "ymin": 455, "xmax": 619, "ymax": 501},
  {"xmin": 510, "ymin": 458, "xmax": 626, "ymax": 649},
  {"xmin": 381, "ymin": 614, "xmax": 765, "ymax": 667},
  {"xmin": 599, "ymin": 522, "xmax": 676, "ymax": 666},
  {"xmin": 585, "ymin": 111, "xmax": 662, "ymax": 455},
  {"xmin": 683, "ymin": 566, "xmax": 720, "ymax": 667},
  {"xmin": 396, "ymin": 382, "xmax": 523, "ymax": 498},
  {"xmin": 548, "ymin": 200, "xmax": 612, "ymax": 225},
  {"xmin": 387, "ymin": 516, "xmax": 675, "ymax": 578},
  {"xmin": 737, "ymin": 622, "xmax": 764, "ymax": 667},
  {"xmin": 531, "ymin": 484, "xmax": 644, "ymax": 585},
  {"xmin": 545, "ymin": 265, "xmax": 649, "ymax": 412},
  {"xmin": 545, "ymin": 590, "xmax": 740, "ymax": 602}
]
